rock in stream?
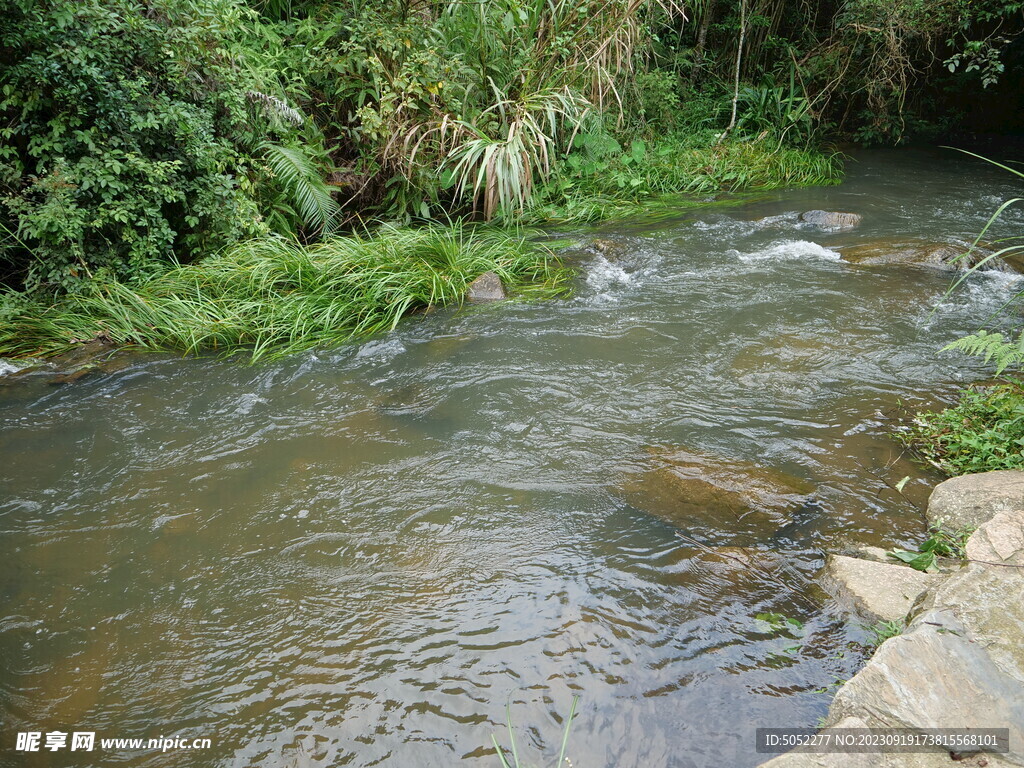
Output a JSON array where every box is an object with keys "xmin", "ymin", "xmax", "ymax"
[
  {"xmin": 763, "ymin": 469, "xmax": 1024, "ymax": 768},
  {"xmin": 621, "ymin": 448, "xmax": 815, "ymax": 543}
]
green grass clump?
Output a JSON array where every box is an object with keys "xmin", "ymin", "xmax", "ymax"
[
  {"xmin": 899, "ymin": 379, "xmax": 1024, "ymax": 475},
  {"xmin": 866, "ymin": 620, "xmax": 904, "ymax": 646},
  {"xmin": 0, "ymin": 224, "xmax": 572, "ymax": 361},
  {"xmin": 523, "ymin": 132, "xmax": 842, "ymax": 224}
]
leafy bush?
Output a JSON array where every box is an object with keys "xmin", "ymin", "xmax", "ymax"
[
  {"xmin": 900, "ymin": 380, "xmax": 1024, "ymax": 475},
  {"xmin": 0, "ymin": 0, "xmax": 309, "ymax": 291},
  {"xmin": 288, "ymin": 0, "xmax": 692, "ymax": 222},
  {"xmin": 736, "ymin": 68, "xmax": 816, "ymax": 146}
]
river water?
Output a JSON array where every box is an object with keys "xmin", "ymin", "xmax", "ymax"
[{"xmin": 1, "ymin": 148, "xmax": 1022, "ymax": 768}]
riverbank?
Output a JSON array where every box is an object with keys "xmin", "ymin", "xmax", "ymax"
[
  {"xmin": 0, "ymin": 138, "xmax": 840, "ymax": 364},
  {"xmin": 762, "ymin": 469, "xmax": 1024, "ymax": 768},
  {"xmin": 0, "ymin": 224, "xmax": 573, "ymax": 363}
]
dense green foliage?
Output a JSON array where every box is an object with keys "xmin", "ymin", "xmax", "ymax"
[
  {"xmin": 1, "ymin": 0, "xmax": 291, "ymax": 289},
  {"xmin": 2, "ymin": 0, "xmax": 1023, "ymax": 358},
  {"xmin": 524, "ymin": 131, "xmax": 839, "ymax": 223},
  {"xmin": 0, "ymin": 224, "xmax": 570, "ymax": 360},
  {"xmin": 900, "ymin": 380, "xmax": 1024, "ymax": 475}
]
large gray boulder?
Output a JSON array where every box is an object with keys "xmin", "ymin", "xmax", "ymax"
[
  {"xmin": 927, "ymin": 470, "xmax": 1024, "ymax": 531},
  {"xmin": 917, "ymin": 560, "xmax": 1024, "ymax": 685},
  {"xmin": 823, "ymin": 555, "xmax": 939, "ymax": 623},
  {"xmin": 828, "ymin": 608, "xmax": 1024, "ymax": 765},
  {"xmin": 799, "ymin": 210, "xmax": 863, "ymax": 231},
  {"xmin": 466, "ymin": 271, "xmax": 506, "ymax": 302}
]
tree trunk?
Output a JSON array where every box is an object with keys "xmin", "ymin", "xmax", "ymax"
[
  {"xmin": 689, "ymin": 0, "xmax": 719, "ymax": 84},
  {"xmin": 720, "ymin": 0, "xmax": 746, "ymax": 143}
]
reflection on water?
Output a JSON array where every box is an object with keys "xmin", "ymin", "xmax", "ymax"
[{"xmin": 1, "ymin": 148, "xmax": 1021, "ymax": 767}]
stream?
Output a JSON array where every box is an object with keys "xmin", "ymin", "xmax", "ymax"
[{"xmin": 1, "ymin": 147, "xmax": 1022, "ymax": 768}]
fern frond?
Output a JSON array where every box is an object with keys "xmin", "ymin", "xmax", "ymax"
[
  {"xmin": 944, "ymin": 329, "xmax": 1024, "ymax": 374},
  {"xmin": 260, "ymin": 142, "xmax": 340, "ymax": 236},
  {"xmin": 247, "ymin": 91, "xmax": 304, "ymax": 127}
]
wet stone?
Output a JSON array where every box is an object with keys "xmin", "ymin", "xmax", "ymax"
[
  {"xmin": 823, "ymin": 554, "xmax": 939, "ymax": 623},
  {"xmin": 466, "ymin": 271, "xmax": 506, "ymax": 302},
  {"xmin": 590, "ymin": 238, "xmax": 628, "ymax": 259},
  {"xmin": 839, "ymin": 238, "xmax": 1001, "ymax": 271},
  {"xmin": 799, "ymin": 210, "xmax": 863, "ymax": 231}
]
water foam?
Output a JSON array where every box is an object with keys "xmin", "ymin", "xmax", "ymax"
[
  {"xmin": 356, "ymin": 338, "xmax": 406, "ymax": 360},
  {"xmin": 733, "ymin": 239, "xmax": 841, "ymax": 263},
  {"xmin": 0, "ymin": 359, "xmax": 35, "ymax": 377},
  {"xmin": 585, "ymin": 255, "xmax": 634, "ymax": 290}
]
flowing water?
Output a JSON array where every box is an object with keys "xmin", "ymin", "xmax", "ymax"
[{"xmin": 2, "ymin": 148, "xmax": 1022, "ymax": 768}]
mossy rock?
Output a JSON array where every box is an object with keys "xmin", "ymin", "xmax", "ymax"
[
  {"xmin": 589, "ymin": 238, "xmax": 629, "ymax": 259},
  {"xmin": 839, "ymin": 238, "xmax": 1004, "ymax": 271}
]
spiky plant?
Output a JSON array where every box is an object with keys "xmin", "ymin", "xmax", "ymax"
[{"xmin": 444, "ymin": 89, "xmax": 591, "ymax": 219}]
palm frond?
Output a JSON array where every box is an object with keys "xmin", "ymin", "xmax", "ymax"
[{"xmin": 260, "ymin": 141, "xmax": 341, "ymax": 236}]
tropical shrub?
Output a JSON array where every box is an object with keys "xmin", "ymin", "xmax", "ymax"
[{"xmin": 0, "ymin": 0, "xmax": 317, "ymax": 291}]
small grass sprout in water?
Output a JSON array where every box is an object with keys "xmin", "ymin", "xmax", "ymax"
[
  {"xmin": 866, "ymin": 619, "xmax": 905, "ymax": 646},
  {"xmin": 492, "ymin": 695, "xmax": 580, "ymax": 768},
  {"xmin": 887, "ymin": 519, "xmax": 974, "ymax": 573}
]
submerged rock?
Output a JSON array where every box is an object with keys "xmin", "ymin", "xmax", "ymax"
[
  {"xmin": 679, "ymin": 546, "xmax": 788, "ymax": 593},
  {"xmin": 590, "ymin": 238, "xmax": 628, "ymax": 259},
  {"xmin": 0, "ymin": 357, "xmax": 45, "ymax": 381},
  {"xmin": 1, "ymin": 336, "xmax": 135, "ymax": 386},
  {"xmin": 799, "ymin": 210, "xmax": 862, "ymax": 231},
  {"xmin": 839, "ymin": 238, "xmax": 1002, "ymax": 271},
  {"xmin": 926, "ymin": 469, "xmax": 1024, "ymax": 531},
  {"xmin": 48, "ymin": 339, "xmax": 134, "ymax": 385},
  {"xmin": 621, "ymin": 448, "xmax": 815, "ymax": 542},
  {"xmin": 823, "ymin": 554, "xmax": 938, "ymax": 622},
  {"xmin": 729, "ymin": 333, "xmax": 839, "ymax": 378},
  {"xmin": 466, "ymin": 271, "xmax": 506, "ymax": 302},
  {"xmin": 1001, "ymin": 251, "xmax": 1024, "ymax": 274}
]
